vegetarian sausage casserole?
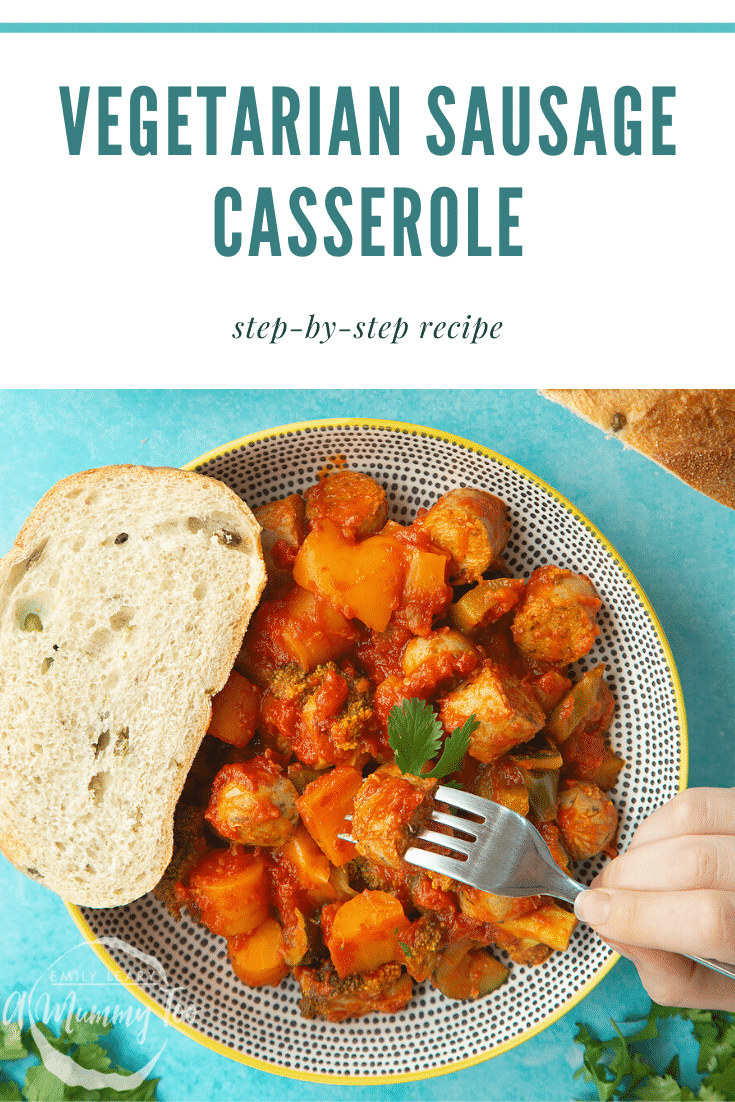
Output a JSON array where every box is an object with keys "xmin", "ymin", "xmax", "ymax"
[{"xmin": 158, "ymin": 470, "xmax": 623, "ymax": 1021}]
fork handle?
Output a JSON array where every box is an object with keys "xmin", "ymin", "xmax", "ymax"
[
  {"xmin": 540, "ymin": 869, "xmax": 586, "ymax": 907},
  {"xmin": 681, "ymin": 954, "xmax": 735, "ymax": 980}
]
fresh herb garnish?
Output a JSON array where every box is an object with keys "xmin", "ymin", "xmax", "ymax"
[
  {"xmin": 574, "ymin": 1003, "xmax": 735, "ymax": 1101},
  {"xmin": 0, "ymin": 1018, "xmax": 159, "ymax": 1101},
  {"xmin": 387, "ymin": 697, "xmax": 477, "ymax": 780}
]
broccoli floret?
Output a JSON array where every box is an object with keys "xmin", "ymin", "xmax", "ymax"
[
  {"xmin": 154, "ymin": 803, "xmax": 208, "ymax": 919},
  {"xmin": 295, "ymin": 960, "xmax": 412, "ymax": 1022}
]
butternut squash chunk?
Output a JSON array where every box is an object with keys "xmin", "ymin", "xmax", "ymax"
[
  {"xmin": 297, "ymin": 764, "xmax": 363, "ymax": 866},
  {"xmin": 294, "ymin": 521, "xmax": 405, "ymax": 632},
  {"xmin": 208, "ymin": 670, "xmax": 261, "ymax": 748},
  {"xmin": 497, "ymin": 901, "xmax": 577, "ymax": 951},
  {"xmin": 185, "ymin": 850, "xmax": 270, "ymax": 937},
  {"xmin": 228, "ymin": 918, "xmax": 290, "ymax": 987},
  {"xmin": 458, "ymin": 887, "xmax": 540, "ymax": 924},
  {"xmin": 275, "ymin": 822, "xmax": 338, "ymax": 907},
  {"xmin": 432, "ymin": 939, "xmax": 509, "ymax": 1000},
  {"xmin": 278, "ymin": 587, "xmax": 360, "ymax": 672},
  {"xmin": 324, "ymin": 890, "xmax": 410, "ymax": 978},
  {"xmin": 473, "ymin": 755, "xmax": 530, "ymax": 816}
]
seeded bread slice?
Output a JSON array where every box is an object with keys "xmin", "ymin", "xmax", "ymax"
[{"xmin": 0, "ymin": 465, "xmax": 266, "ymax": 907}]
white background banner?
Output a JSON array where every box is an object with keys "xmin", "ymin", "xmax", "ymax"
[{"xmin": 0, "ymin": 15, "xmax": 732, "ymax": 386}]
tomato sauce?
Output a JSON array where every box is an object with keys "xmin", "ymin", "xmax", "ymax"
[{"xmin": 172, "ymin": 474, "xmax": 619, "ymax": 1019}]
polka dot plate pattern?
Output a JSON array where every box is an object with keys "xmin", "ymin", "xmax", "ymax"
[{"xmin": 68, "ymin": 419, "xmax": 687, "ymax": 1084}]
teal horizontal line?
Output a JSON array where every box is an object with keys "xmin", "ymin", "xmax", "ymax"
[{"xmin": 0, "ymin": 22, "xmax": 733, "ymax": 33}]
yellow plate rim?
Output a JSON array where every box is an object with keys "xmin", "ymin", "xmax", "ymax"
[{"xmin": 66, "ymin": 415, "xmax": 688, "ymax": 1085}]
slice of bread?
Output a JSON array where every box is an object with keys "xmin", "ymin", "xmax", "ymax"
[
  {"xmin": 540, "ymin": 389, "xmax": 735, "ymax": 509},
  {"xmin": 0, "ymin": 465, "xmax": 266, "ymax": 907}
]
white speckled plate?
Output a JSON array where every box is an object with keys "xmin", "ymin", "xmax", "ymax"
[{"xmin": 68, "ymin": 419, "xmax": 687, "ymax": 1084}]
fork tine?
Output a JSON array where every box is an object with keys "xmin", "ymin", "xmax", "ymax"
[
  {"xmin": 417, "ymin": 828, "xmax": 475, "ymax": 855},
  {"xmin": 434, "ymin": 784, "xmax": 498, "ymax": 818},
  {"xmin": 344, "ymin": 785, "xmax": 607, "ymax": 906},
  {"xmin": 429, "ymin": 809, "xmax": 481, "ymax": 833},
  {"xmin": 403, "ymin": 845, "xmax": 471, "ymax": 881}
]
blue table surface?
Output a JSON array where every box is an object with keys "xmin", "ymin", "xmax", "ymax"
[{"xmin": 0, "ymin": 390, "xmax": 732, "ymax": 1102}]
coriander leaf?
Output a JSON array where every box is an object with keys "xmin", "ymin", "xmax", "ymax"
[
  {"xmin": 574, "ymin": 1006, "xmax": 735, "ymax": 1102},
  {"xmin": 15, "ymin": 1019, "xmax": 160, "ymax": 1102},
  {"xmin": 710, "ymin": 1019, "xmax": 735, "ymax": 1073},
  {"xmin": 693, "ymin": 1023, "xmax": 721, "ymax": 1074},
  {"xmin": 574, "ymin": 1023, "xmax": 599, "ymax": 1049},
  {"xmin": 671, "ymin": 1008, "xmax": 715, "ymax": 1025},
  {"xmin": 606, "ymin": 1019, "xmax": 656, "ymax": 1094},
  {"xmin": 23, "ymin": 1023, "xmax": 70, "ymax": 1061},
  {"xmin": 580, "ymin": 1055, "xmax": 621, "ymax": 1100},
  {"xmin": 60, "ymin": 1087, "xmax": 103, "ymax": 1101},
  {"xmin": 60, "ymin": 1017, "xmax": 113, "ymax": 1048},
  {"xmin": 388, "ymin": 698, "xmax": 444, "ymax": 776},
  {"xmin": 702, "ymin": 1060, "xmax": 735, "ymax": 1101},
  {"xmin": 650, "ymin": 1004, "xmax": 692, "ymax": 1021},
  {"xmin": 573, "ymin": 1023, "xmax": 623, "ymax": 1101},
  {"xmin": 74, "ymin": 1042, "xmax": 113, "ymax": 1074},
  {"xmin": 697, "ymin": 1086, "xmax": 727, "ymax": 1102},
  {"xmin": 0, "ymin": 1022, "xmax": 28, "ymax": 1062},
  {"xmin": 693, "ymin": 1016, "xmax": 735, "ymax": 1076},
  {"xmin": 632, "ymin": 1074, "xmax": 697, "ymax": 1100},
  {"xmin": 626, "ymin": 1015, "xmax": 661, "ymax": 1045},
  {"xmin": 424, "ymin": 714, "xmax": 478, "ymax": 780},
  {"xmin": 98, "ymin": 1074, "xmax": 160, "ymax": 1101},
  {"xmin": 23, "ymin": 1064, "xmax": 67, "ymax": 1102},
  {"xmin": 388, "ymin": 697, "xmax": 476, "ymax": 779},
  {"xmin": 647, "ymin": 1006, "xmax": 735, "ymax": 1082},
  {"xmin": 607, "ymin": 1019, "xmax": 632, "ymax": 1077},
  {"xmin": 619, "ymin": 1051, "xmax": 655, "ymax": 1095},
  {"xmin": 0, "ymin": 1079, "xmax": 23, "ymax": 1102}
]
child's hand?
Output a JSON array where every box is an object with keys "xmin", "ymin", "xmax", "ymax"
[{"xmin": 574, "ymin": 787, "xmax": 735, "ymax": 1010}]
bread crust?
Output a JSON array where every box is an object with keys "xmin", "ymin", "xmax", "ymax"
[
  {"xmin": 0, "ymin": 465, "xmax": 266, "ymax": 907},
  {"xmin": 541, "ymin": 390, "xmax": 735, "ymax": 508}
]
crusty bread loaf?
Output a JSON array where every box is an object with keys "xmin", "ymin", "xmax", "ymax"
[
  {"xmin": 540, "ymin": 390, "xmax": 735, "ymax": 509},
  {"xmin": 0, "ymin": 465, "xmax": 266, "ymax": 907}
]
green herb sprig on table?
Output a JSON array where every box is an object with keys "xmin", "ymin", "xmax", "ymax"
[
  {"xmin": 387, "ymin": 697, "xmax": 477, "ymax": 780},
  {"xmin": 574, "ymin": 1003, "xmax": 735, "ymax": 1101},
  {"xmin": 0, "ymin": 1018, "xmax": 159, "ymax": 1101}
]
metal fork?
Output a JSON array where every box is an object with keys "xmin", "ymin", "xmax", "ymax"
[{"xmin": 343, "ymin": 784, "xmax": 735, "ymax": 981}]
